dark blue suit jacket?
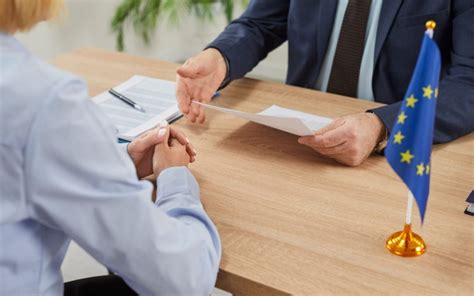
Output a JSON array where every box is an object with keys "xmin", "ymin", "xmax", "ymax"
[{"xmin": 208, "ymin": 0, "xmax": 474, "ymax": 143}]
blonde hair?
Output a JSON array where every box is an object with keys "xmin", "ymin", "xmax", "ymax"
[{"xmin": 0, "ymin": 0, "xmax": 63, "ymax": 33}]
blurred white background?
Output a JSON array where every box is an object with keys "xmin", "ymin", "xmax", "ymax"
[
  {"xmin": 17, "ymin": 0, "xmax": 288, "ymax": 82},
  {"xmin": 14, "ymin": 1, "xmax": 290, "ymax": 294}
]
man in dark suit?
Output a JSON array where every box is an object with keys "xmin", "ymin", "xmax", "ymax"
[{"xmin": 176, "ymin": 0, "xmax": 474, "ymax": 166}]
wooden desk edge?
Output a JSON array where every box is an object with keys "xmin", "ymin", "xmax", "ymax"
[{"xmin": 217, "ymin": 269, "xmax": 291, "ymax": 296}]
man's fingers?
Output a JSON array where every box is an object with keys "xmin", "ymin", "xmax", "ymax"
[
  {"xmin": 313, "ymin": 128, "xmax": 346, "ymax": 148},
  {"xmin": 297, "ymin": 118, "xmax": 345, "ymax": 148},
  {"xmin": 190, "ymin": 100, "xmax": 207, "ymax": 123},
  {"xmin": 191, "ymin": 100, "xmax": 201, "ymax": 117},
  {"xmin": 201, "ymin": 86, "xmax": 216, "ymax": 102},
  {"xmin": 177, "ymin": 61, "xmax": 205, "ymax": 79},
  {"xmin": 176, "ymin": 75, "xmax": 191, "ymax": 114},
  {"xmin": 313, "ymin": 142, "xmax": 349, "ymax": 156},
  {"xmin": 186, "ymin": 111, "xmax": 197, "ymax": 123},
  {"xmin": 297, "ymin": 136, "xmax": 314, "ymax": 146},
  {"xmin": 298, "ymin": 126, "xmax": 346, "ymax": 149},
  {"xmin": 314, "ymin": 118, "xmax": 345, "ymax": 135},
  {"xmin": 197, "ymin": 106, "xmax": 206, "ymax": 123}
]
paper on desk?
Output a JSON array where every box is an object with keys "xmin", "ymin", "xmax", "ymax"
[
  {"xmin": 92, "ymin": 75, "xmax": 181, "ymax": 141},
  {"xmin": 194, "ymin": 102, "xmax": 332, "ymax": 136}
]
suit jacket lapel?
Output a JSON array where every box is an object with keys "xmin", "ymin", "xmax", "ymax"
[{"xmin": 374, "ymin": 0, "xmax": 403, "ymax": 62}]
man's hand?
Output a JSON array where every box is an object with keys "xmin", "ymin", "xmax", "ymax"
[
  {"xmin": 298, "ymin": 113, "xmax": 386, "ymax": 167},
  {"xmin": 176, "ymin": 48, "xmax": 227, "ymax": 123},
  {"xmin": 153, "ymin": 124, "xmax": 191, "ymax": 176},
  {"xmin": 128, "ymin": 122, "xmax": 196, "ymax": 178}
]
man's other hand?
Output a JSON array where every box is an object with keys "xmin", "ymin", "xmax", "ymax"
[
  {"xmin": 298, "ymin": 113, "xmax": 386, "ymax": 166},
  {"xmin": 176, "ymin": 48, "xmax": 227, "ymax": 124}
]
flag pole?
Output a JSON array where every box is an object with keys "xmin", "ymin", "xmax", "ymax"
[
  {"xmin": 405, "ymin": 191, "xmax": 414, "ymax": 225},
  {"xmin": 386, "ymin": 189, "xmax": 426, "ymax": 257}
]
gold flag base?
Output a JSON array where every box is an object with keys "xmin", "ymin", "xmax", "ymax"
[{"xmin": 386, "ymin": 224, "xmax": 426, "ymax": 257}]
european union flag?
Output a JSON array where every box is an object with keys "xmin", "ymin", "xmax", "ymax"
[{"xmin": 385, "ymin": 33, "xmax": 441, "ymax": 223}]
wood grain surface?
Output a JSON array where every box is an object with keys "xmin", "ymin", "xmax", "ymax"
[{"xmin": 52, "ymin": 48, "xmax": 474, "ymax": 296}]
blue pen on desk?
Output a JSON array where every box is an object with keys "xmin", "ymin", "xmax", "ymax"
[{"xmin": 109, "ymin": 88, "xmax": 146, "ymax": 113}]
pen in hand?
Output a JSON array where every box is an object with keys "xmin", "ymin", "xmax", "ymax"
[{"xmin": 108, "ymin": 88, "xmax": 146, "ymax": 113}]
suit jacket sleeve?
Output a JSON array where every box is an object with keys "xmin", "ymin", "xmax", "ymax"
[
  {"xmin": 371, "ymin": 1, "xmax": 474, "ymax": 143},
  {"xmin": 207, "ymin": 0, "xmax": 290, "ymax": 81}
]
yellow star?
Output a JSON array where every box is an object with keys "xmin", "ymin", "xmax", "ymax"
[
  {"xmin": 416, "ymin": 163, "xmax": 425, "ymax": 176},
  {"xmin": 400, "ymin": 150, "xmax": 414, "ymax": 164},
  {"xmin": 423, "ymin": 85, "xmax": 433, "ymax": 99},
  {"xmin": 397, "ymin": 112, "xmax": 407, "ymax": 124},
  {"xmin": 393, "ymin": 131, "xmax": 405, "ymax": 144},
  {"xmin": 406, "ymin": 94, "xmax": 418, "ymax": 108},
  {"xmin": 425, "ymin": 164, "xmax": 430, "ymax": 175},
  {"xmin": 435, "ymin": 88, "xmax": 439, "ymax": 98}
]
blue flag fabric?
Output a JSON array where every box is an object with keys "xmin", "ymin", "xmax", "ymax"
[{"xmin": 385, "ymin": 33, "xmax": 441, "ymax": 223}]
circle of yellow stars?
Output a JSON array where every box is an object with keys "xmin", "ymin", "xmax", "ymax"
[{"xmin": 393, "ymin": 84, "xmax": 438, "ymax": 176}]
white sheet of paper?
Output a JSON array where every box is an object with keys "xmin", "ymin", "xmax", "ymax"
[
  {"xmin": 194, "ymin": 102, "xmax": 332, "ymax": 136},
  {"xmin": 92, "ymin": 75, "xmax": 180, "ymax": 141}
]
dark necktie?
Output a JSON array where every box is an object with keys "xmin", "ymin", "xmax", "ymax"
[{"xmin": 327, "ymin": 0, "xmax": 372, "ymax": 98}]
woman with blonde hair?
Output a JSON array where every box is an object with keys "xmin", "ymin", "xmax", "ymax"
[{"xmin": 0, "ymin": 1, "xmax": 221, "ymax": 295}]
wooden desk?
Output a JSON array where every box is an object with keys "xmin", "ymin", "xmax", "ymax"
[{"xmin": 52, "ymin": 48, "xmax": 473, "ymax": 295}]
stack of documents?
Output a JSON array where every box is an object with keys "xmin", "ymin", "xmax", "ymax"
[{"xmin": 92, "ymin": 75, "xmax": 181, "ymax": 141}]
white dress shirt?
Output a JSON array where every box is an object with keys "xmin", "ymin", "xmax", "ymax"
[
  {"xmin": 0, "ymin": 33, "xmax": 221, "ymax": 296},
  {"xmin": 316, "ymin": 0, "xmax": 384, "ymax": 101}
]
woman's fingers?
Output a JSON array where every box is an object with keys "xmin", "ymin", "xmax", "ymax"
[{"xmin": 169, "ymin": 127, "xmax": 197, "ymax": 159}]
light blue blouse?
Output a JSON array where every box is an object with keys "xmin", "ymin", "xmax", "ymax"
[{"xmin": 0, "ymin": 33, "xmax": 221, "ymax": 296}]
